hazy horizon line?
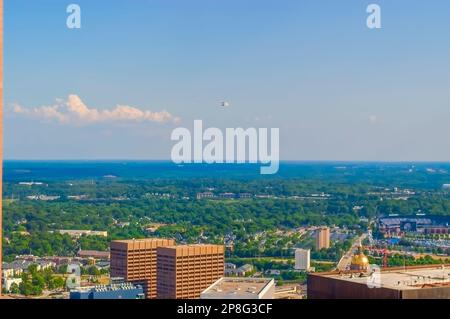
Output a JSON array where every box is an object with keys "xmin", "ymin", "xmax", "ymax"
[{"xmin": 4, "ymin": 159, "xmax": 450, "ymax": 164}]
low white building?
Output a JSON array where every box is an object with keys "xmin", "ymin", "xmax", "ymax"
[{"xmin": 56, "ymin": 230, "xmax": 108, "ymax": 238}]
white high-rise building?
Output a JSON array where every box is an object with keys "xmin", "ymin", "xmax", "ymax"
[{"xmin": 294, "ymin": 248, "xmax": 310, "ymax": 271}]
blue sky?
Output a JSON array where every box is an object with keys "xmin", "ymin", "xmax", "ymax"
[{"xmin": 4, "ymin": 0, "xmax": 450, "ymax": 160}]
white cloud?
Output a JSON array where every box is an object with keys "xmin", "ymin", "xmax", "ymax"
[{"xmin": 12, "ymin": 95, "xmax": 181, "ymax": 124}]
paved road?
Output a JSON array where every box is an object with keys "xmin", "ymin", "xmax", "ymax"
[{"xmin": 336, "ymin": 233, "xmax": 368, "ymax": 271}]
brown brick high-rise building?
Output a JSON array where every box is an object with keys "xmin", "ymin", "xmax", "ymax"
[
  {"xmin": 110, "ymin": 238, "xmax": 175, "ymax": 298},
  {"xmin": 157, "ymin": 245, "xmax": 224, "ymax": 299}
]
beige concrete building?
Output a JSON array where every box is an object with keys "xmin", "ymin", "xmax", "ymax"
[
  {"xmin": 157, "ymin": 244, "xmax": 224, "ymax": 299},
  {"xmin": 316, "ymin": 227, "xmax": 330, "ymax": 250}
]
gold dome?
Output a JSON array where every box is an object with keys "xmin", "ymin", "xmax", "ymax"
[
  {"xmin": 351, "ymin": 253, "xmax": 369, "ymax": 267},
  {"xmin": 350, "ymin": 241, "xmax": 370, "ymax": 270}
]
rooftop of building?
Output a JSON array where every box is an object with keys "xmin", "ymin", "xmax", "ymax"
[
  {"xmin": 201, "ymin": 277, "xmax": 274, "ymax": 298},
  {"xmin": 110, "ymin": 238, "xmax": 175, "ymax": 250},
  {"xmin": 71, "ymin": 282, "xmax": 142, "ymax": 293},
  {"xmin": 111, "ymin": 238, "xmax": 169, "ymax": 243},
  {"xmin": 163, "ymin": 244, "xmax": 223, "ymax": 248},
  {"xmin": 2, "ymin": 259, "xmax": 55, "ymax": 271},
  {"xmin": 237, "ymin": 264, "xmax": 253, "ymax": 271},
  {"xmin": 77, "ymin": 250, "xmax": 110, "ymax": 257},
  {"xmin": 311, "ymin": 264, "xmax": 450, "ymax": 290}
]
